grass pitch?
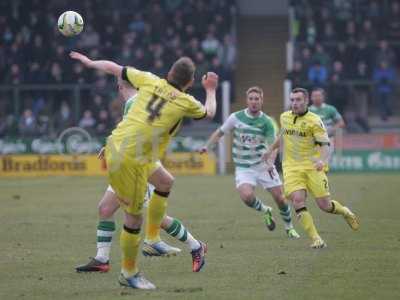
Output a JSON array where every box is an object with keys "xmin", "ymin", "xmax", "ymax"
[{"xmin": 1, "ymin": 174, "xmax": 400, "ymax": 300}]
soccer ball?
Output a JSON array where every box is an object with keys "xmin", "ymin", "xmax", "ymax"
[{"xmin": 58, "ymin": 11, "xmax": 84, "ymax": 37}]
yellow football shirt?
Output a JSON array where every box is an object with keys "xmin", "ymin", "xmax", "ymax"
[
  {"xmin": 280, "ymin": 110, "xmax": 329, "ymax": 170},
  {"xmin": 109, "ymin": 67, "xmax": 206, "ymax": 163}
]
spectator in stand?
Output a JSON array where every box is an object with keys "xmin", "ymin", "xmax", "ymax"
[
  {"xmin": 19, "ymin": 109, "xmax": 37, "ymax": 137},
  {"xmin": 78, "ymin": 24, "xmax": 100, "ymax": 48},
  {"xmin": 117, "ymin": 45, "xmax": 134, "ymax": 66},
  {"xmin": 210, "ymin": 56, "xmax": 227, "ymax": 81},
  {"xmin": 95, "ymin": 109, "xmax": 111, "ymax": 136},
  {"xmin": 5, "ymin": 64, "xmax": 23, "ymax": 84},
  {"xmin": 79, "ymin": 110, "xmax": 96, "ymax": 132},
  {"xmin": 55, "ymin": 101, "xmax": 74, "ymax": 133},
  {"xmin": 386, "ymin": 1, "xmax": 400, "ymax": 40},
  {"xmin": 186, "ymin": 37, "xmax": 201, "ymax": 59},
  {"xmin": 150, "ymin": 58, "xmax": 167, "ymax": 77},
  {"xmin": 351, "ymin": 61, "xmax": 371, "ymax": 132},
  {"xmin": 308, "ymin": 61, "xmax": 328, "ymax": 87},
  {"xmin": 365, "ymin": 0, "xmax": 381, "ymax": 23},
  {"xmin": 331, "ymin": 42, "xmax": 352, "ymax": 68},
  {"xmin": 306, "ymin": 19, "xmax": 317, "ymax": 45},
  {"xmin": 72, "ymin": 62, "xmax": 91, "ymax": 84},
  {"xmin": 352, "ymin": 39, "xmax": 373, "ymax": 73},
  {"xmin": 331, "ymin": 60, "xmax": 346, "ymax": 81},
  {"xmin": 201, "ymin": 32, "xmax": 221, "ymax": 58},
  {"xmin": 360, "ymin": 19, "xmax": 377, "ymax": 41},
  {"xmin": 218, "ymin": 34, "xmax": 236, "ymax": 73},
  {"xmin": 287, "ymin": 60, "xmax": 306, "ymax": 87},
  {"xmin": 344, "ymin": 20, "xmax": 357, "ymax": 43},
  {"xmin": 26, "ymin": 62, "xmax": 47, "ymax": 84},
  {"xmin": 194, "ymin": 51, "xmax": 209, "ymax": 87},
  {"xmin": 312, "ymin": 43, "xmax": 331, "ymax": 67},
  {"xmin": 300, "ymin": 47, "xmax": 313, "ymax": 70},
  {"xmin": 321, "ymin": 22, "xmax": 337, "ymax": 43},
  {"xmin": 92, "ymin": 94, "xmax": 106, "ymax": 119},
  {"xmin": 373, "ymin": 60, "xmax": 397, "ymax": 121},
  {"xmin": 48, "ymin": 62, "xmax": 64, "ymax": 84},
  {"xmin": 375, "ymin": 40, "xmax": 397, "ymax": 67}
]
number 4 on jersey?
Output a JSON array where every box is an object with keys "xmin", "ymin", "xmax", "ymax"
[{"xmin": 146, "ymin": 96, "xmax": 167, "ymax": 122}]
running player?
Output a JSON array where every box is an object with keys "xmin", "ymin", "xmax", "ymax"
[
  {"xmin": 265, "ymin": 87, "xmax": 359, "ymax": 249},
  {"xmin": 70, "ymin": 51, "xmax": 218, "ymax": 290},
  {"xmin": 200, "ymin": 86, "xmax": 299, "ymax": 238},
  {"xmin": 309, "ymin": 88, "xmax": 345, "ymax": 158},
  {"xmin": 76, "ymin": 79, "xmax": 204, "ymax": 273}
]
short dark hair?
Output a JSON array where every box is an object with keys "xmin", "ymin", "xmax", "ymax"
[
  {"xmin": 291, "ymin": 87, "xmax": 309, "ymax": 100},
  {"xmin": 169, "ymin": 57, "xmax": 195, "ymax": 89},
  {"xmin": 246, "ymin": 86, "xmax": 264, "ymax": 98},
  {"xmin": 311, "ymin": 87, "xmax": 326, "ymax": 98}
]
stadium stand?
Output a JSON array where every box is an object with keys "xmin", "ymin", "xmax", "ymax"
[
  {"xmin": 288, "ymin": 0, "xmax": 400, "ymax": 132},
  {"xmin": 0, "ymin": 0, "xmax": 237, "ymax": 138}
]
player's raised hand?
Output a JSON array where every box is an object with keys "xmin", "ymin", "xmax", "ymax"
[
  {"xmin": 202, "ymin": 72, "xmax": 219, "ymax": 91},
  {"xmin": 70, "ymin": 51, "xmax": 93, "ymax": 67}
]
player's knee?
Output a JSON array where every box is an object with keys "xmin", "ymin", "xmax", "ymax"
[
  {"xmin": 98, "ymin": 203, "xmax": 114, "ymax": 219},
  {"xmin": 240, "ymin": 190, "xmax": 255, "ymax": 204},
  {"xmin": 316, "ymin": 199, "xmax": 331, "ymax": 212},
  {"xmin": 291, "ymin": 195, "xmax": 305, "ymax": 209}
]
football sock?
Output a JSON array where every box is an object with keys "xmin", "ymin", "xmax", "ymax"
[
  {"xmin": 329, "ymin": 199, "xmax": 347, "ymax": 216},
  {"xmin": 145, "ymin": 190, "xmax": 168, "ymax": 243},
  {"xmin": 247, "ymin": 197, "xmax": 269, "ymax": 213},
  {"xmin": 296, "ymin": 208, "xmax": 320, "ymax": 240},
  {"xmin": 120, "ymin": 225, "xmax": 141, "ymax": 278},
  {"xmin": 278, "ymin": 203, "xmax": 294, "ymax": 230},
  {"xmin": 95, "ymin": 220, "xmax": 115, "ymax": 263},
  {"xmin": 164, "ymin": 218, "xmax": 201, "ymax": 251}
]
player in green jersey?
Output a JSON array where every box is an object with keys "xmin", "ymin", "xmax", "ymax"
[
  {"xmin": 309, "ymin": 88, "xmax": 345, "ymax": 159},
  {"xmin": 201, "ymin": 86, "xmax": 299, "ymax": 238}
]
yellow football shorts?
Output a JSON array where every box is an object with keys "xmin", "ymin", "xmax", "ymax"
[
  {"xmin": 105, "ymin": 145, "xmax": 161, "ymax": 215},
  {"xmin": 283, "ymin": 168, "xmax": 330, "ymax": 198}
]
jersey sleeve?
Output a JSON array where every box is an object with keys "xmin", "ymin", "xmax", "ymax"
[
  {"xmin": 121, "ymin": 67, "xmax": 158, "ymax": 89},
  {"xmin": 183, "ymin": 96, "xmax": 207, "ymax": 120},
  {"xmin": 331, "ymin": 106, "xmax": 343, "ymax": 122},
  {"xmin": 219, "ymin": 114, "xmax": 236, "ymax": 133},
  {"xmin": 312, "ymin": 117, "xmax": 330, "ymax": 145}
]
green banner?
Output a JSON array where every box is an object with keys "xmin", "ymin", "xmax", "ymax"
[
  {"xmin": 0, "ymin": 136, "xmax": 206, "ymax": 154},
  {"xmin": 330, "ymin": 150, "xmax": 400, "ymax": 172}
]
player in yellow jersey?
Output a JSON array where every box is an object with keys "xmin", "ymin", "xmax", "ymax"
[
  {"xmin": 70, "ymin": 51, "xmax": 218, "ymax": 289},
  {"xmin": 264, "ymin": 88, "xmax": 359, "ymax": 249},
  {"xmin": 76, "ymin": 79, "xmax": 207, "ymax": 273}
]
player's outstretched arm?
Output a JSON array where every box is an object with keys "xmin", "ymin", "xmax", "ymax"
[
  {"xmin": 70, "ymin": 51, "xmax": 122, "ymax": 77},
  {"xmin": 202, "ymin": 72, "xmax": 219, "ymax": 119},
  {"xmin": 199, "ymin": 129, "xmax": 224, "ymax": 154}
]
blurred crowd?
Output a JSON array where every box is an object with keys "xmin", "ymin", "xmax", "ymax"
[
  {"xmin": 288, "ymin": 0, "xmax": 400, "ymax": 131},
  {"xmin": 0, "ymin": 0, "xmax": 237, "ymax": 138}
]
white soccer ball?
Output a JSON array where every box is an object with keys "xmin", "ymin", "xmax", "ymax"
[{"xmin": 57, "ymin": 11, "xmax": 84, "ymax": 37}]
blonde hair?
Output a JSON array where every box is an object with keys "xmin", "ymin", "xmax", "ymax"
[{"xmin": 246, "ymin": 86, "xmax": 264, "ymax": 98}]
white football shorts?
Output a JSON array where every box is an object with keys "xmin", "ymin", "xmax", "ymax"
[{"xmin": 235, "ymin": 162, "xmax": 282, "ymax": 189}]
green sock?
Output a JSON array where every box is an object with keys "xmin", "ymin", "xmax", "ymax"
[
  {"xmin": 95, "ymin": 220, "xmax": 115, "ymax": 263},
  {"xmin": 165, "ymin": 218, "xmax": 200, "ymax": 251},
  {"xmin": 279, "ymin": 204, "xmax": 294, "ymax": 230}
]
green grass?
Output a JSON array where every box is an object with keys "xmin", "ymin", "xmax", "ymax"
[{"xmin": 1, "ymin": 174, "xmax": 400, "ymax": 300}]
